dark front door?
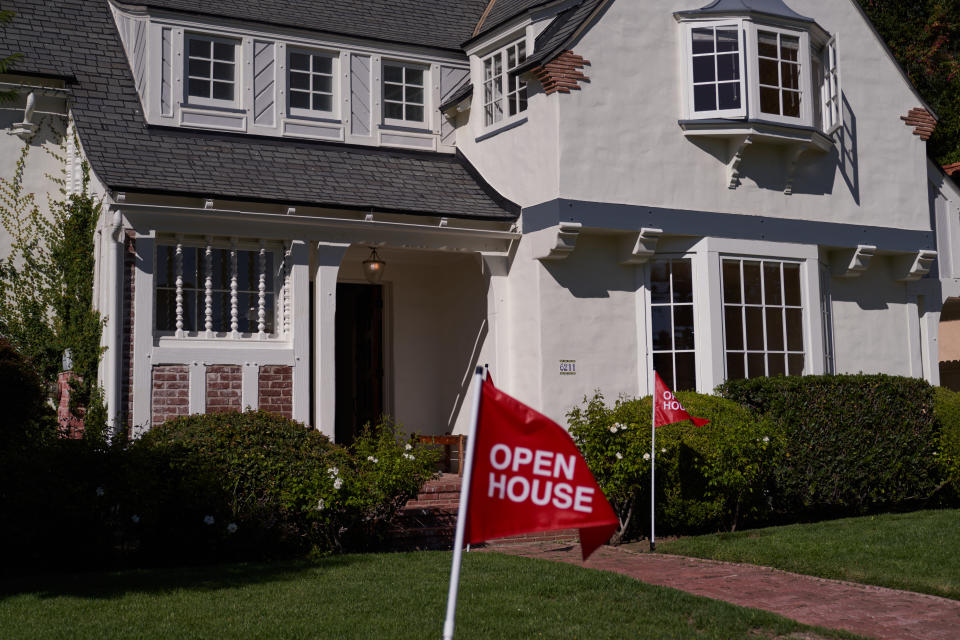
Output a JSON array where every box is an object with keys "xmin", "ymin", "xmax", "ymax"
[{"xmin": 335, "ymin": 283, "xmax": 384, "ymax": 444}]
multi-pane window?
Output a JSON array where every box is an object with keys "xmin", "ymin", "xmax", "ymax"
[
  {"xmin": 383, "ymin": 63, "xmax": 425, "ymax": 124},
  {"xmin": 186, "ymin": 35, "xmax": 237, "ymax": 104},
  {"xmin": 820, "ymin": 35, "xmax": 841, "ymax": 134},
  {"xmin": 722, "ymin": 258, "xmax": 804, "ymax": 380},
  {"xmin": 650, "ymin": 259, "xmax": 697, "ymax": 391},
  {"xmin": 483, "ymin": 40, "xmax": 528, "ymax": 127},
  {"xmin": 156, "ymin": 243, "xmax": 275, "ymax": 336},
  {"xmin": 690, "ymin": 25, "xmax": 743, "ymax": 114},
  {"xmin": 289, "ymin": 50, "xmax": 335, "ymax": 115},
  {"xmin": 757, "ymin": 30, "xmax": 801, "ymax": 118}
]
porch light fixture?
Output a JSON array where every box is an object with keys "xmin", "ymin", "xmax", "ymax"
[{"xmin": 363, "ymin": 247, "xmax": 385, "ymax": 284}]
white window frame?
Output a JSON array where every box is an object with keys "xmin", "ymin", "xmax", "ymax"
[
  {"xmin": 286, "ymin": 47, "xmax": 338, "ymax": 120},
  {"xmin": 746, "ymin": 23, "xmax": 812, "ymax": 126},
  {"xmin": 720, "ymin": 256, "xmax": 807, "ymax": 380},
  {"xmin": 481, "ymin": 37, "xmax": 529, "ymax": 129},
  {"xmin": 154, "ymin": 239, "xmax": 284, "ymax": 340},
  {"xmin": 683, "ymin": 20, "xmax": 748, "ymax": 119},
  {"xmin": 820, "ymin": 34, "xmax": 842, "ymax": 135},
  {"xmin": 184, "ymin": 33, "xmax": 241, "ymax": 109},
  {"xmin": 649, "ymin": 257, "xmax": 699, "ymax": 392},
  {"xmin": 382, "ymin": 60, "xmax": 429, "ymax": 128}
]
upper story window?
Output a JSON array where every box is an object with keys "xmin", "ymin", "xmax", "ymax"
[
  {"xmin": 678, "ymin": 7, "xmax": 840, "ymax": 136},
  {"xmin": 186, "ymin": 34, "xmax": 239, "ymax": 107},
  {"xmin": 288, "ymin": 49, "xmax": 336, "ymax": 118},
  {"xmin": 482, "ymin": 39, "xmax": 528, "ymax": 127},
  {"xmin": 383, "ymin": 62, "xmax": 426, "ymax": 126}
]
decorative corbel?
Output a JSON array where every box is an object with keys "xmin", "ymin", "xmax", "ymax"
[
  {"xmin": 728, "ymin": 135, "xmax": 753, "ymax": 189},
  {"xmin": 285, "ymin": 207, "xmax": 296, "ymax": 216},
  {"xmin": 895, "ymin": 250, "xmax": 937, "ymax": 282},
  {"xmin": 536, "ymin": 222, "xmax": 582, "ymax": 261},
  {"xmin": 830, "ymin": 244, "xmax": 877, "ymax": 278},
  {"xmin": 784, "ymin": 145, "xmax": 810, "ymax": 195},
  {"xmin": 620, "ymin": 228, "xmax": 664, "ymax": 265},
  {"xmin": 9, "ymin": 91, "xmax": 37, "ymax": 140},
  {"xmin": 203, "ymin": 198, "xmax": 214, "ymax": 209}
]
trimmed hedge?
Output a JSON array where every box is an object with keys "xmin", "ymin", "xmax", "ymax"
[
  {"xmin": 717, "ymin": 374, "xmax": 941, "ymax": 517},
  {"xmin": 934, "ymin": 387, "xmax": 960, "ymax": 501},
  {"xmin": 568, "ymin": 392, "xmax": 778, "ymax": 538}
]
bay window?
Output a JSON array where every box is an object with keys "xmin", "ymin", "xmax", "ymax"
[
  {"xmin": 721, "ymin": 258, "xmax": 805, "ymax": 379},
  {"xmin": 650, "ymin": 259, "xmax": 697, "ymax": 391}
]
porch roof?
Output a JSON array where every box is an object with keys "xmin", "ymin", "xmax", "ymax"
[{"xmin": 0, "ymin": 0, "xmax": 519, "ymax": 222}]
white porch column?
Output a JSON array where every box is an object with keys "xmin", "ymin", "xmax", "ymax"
[
  {"xmin": 131, "ymin": 233, "xmax": 155, "ymax": 435},
  {"xmin": 289, "ymin": 240, "xmax": 311, "ymax": 424},
  {"xmin": 313, "ymin": 241, "xmax": 349, "ymax": 439},
  {"xmin": 104, "ymin": 209, "xmax": 124, "ymax": 433}
]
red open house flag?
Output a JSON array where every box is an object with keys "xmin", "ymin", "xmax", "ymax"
[
  {"xmin": 654, "ymin": 372, "xmax": 710, "ymax": 427},
  {"xmin": 466, "ymin": 376, "xmax": 618, "ymax": 560}
]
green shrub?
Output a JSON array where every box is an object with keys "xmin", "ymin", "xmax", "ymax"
[
  {"xmin": 718, "ymin": 374, "xmax": 941, "ymax": 517},
  {"xmin": 0, "ymin": 337, "xmax": 56, "ymax": 454},
  {"xmin": 934, "ymin": 387, "xmax": 960, "ymax": 502},
  {"xmin": 568, "ymin": 391, "xmax": 777, "ymax": 539},
  {"xmin": 125, "ymin": 411, "xmax": 438, "ymax": 562}
]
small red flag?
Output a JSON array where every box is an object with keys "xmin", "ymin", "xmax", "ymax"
[
  {"xmin": 466, "ymin": 377, "xmax": 619, "ymax": 560},
  {"xmin": 654, "ymin": 372, "xmax": 710, "ymax": 427}
]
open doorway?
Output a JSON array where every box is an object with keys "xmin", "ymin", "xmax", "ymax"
[{"xmin": 335, "ymin": 283, "xmax": 384, "ymax": 444}]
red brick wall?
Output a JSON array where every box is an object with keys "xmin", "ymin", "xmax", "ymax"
[
  {"xmin": 259, "ymin": 365, "xmax": 292, "ymax": 418},
  {"xmin": 152, "ymin": 365, "xmax": 189, "ymax": 426},
  {"xmin": 206, "ymin": 365, "xmax": 242, "ymax": 413},
  {"xmin": 120, "ymin": 232, "xmax": 136, "ymax": 429}
]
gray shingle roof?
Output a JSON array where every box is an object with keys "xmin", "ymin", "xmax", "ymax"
[
  {"xmin": 476, "ymin": 0, "xmax": 552, "ymax": 38},
  {"xmin": 0, "ymin": 0, "xmax": 518, "ymax": 221},
  {"xmin": 517, "ymin": 0, "xmax": 608, "ymax": 72},
  {"xmin": 676, "ymin": 0, "xmax": 814, "ymax": 23},
  {"xmin": 142, "ymin": 0, "xmax": 490, "ymax": 53}
]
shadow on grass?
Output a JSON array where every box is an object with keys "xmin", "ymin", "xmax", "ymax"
[{"xmin": 0, "ymin": 554, "xmax": 376, "ymax": 602}]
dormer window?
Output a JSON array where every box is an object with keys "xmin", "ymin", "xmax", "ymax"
[
  {"xmin": 482, "ymin": 39, "xmax": 528, "ymax": 127},
  {"xmin": 186, "ymin": 34, "xmax": 239, "ymax": 106},
  {"xmin": 383, "ymin": 62, "xmax": 426, "ymax": 126},
  {"xmin": 288, "ymin": 49, "xmax": 336, "ymax": 118}
]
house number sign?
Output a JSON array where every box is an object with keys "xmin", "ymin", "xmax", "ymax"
[{"xmin": 559, "ymin": 360, "xmax": 576, "ymax": 375}]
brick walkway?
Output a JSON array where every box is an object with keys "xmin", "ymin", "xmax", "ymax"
[{"xmin": 488, "ymin": 542, "xmax": 960, "ymax": 640}]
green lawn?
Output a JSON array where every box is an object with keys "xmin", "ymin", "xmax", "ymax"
[
  {"xmin": 659, "ymin": 509, "xmax": 960, "ymax": 600},
  {"xmin": 0, "ymin": 552, "xmax": 861, "ymax": 639}
]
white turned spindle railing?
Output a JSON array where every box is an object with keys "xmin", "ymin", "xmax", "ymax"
[
  {"xmin": 257, "ymin": 244, "xmax": 267, "ymax": 338},
  {"xmin": 230, "ymin": 241, "xmax": 239, "ymax": 337},
  {"xmin": 282, "ymin": 244, "xmax": 292, "ymax": 338},
  {"xmin": 174, "ymin": 240, "xmax": 184, "ymax": 337},
  {"xmin": 204, "ymin": 240, "xmax": 213, "ymax": 337}
]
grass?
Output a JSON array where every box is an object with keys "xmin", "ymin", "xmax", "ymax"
[
  {"xmin": 0, "ymin": 551, "xmax": 863, "ymax": 639},
  {"xmin": 659, "ymin": 509, "xmax": 960, "ymax": 600}
]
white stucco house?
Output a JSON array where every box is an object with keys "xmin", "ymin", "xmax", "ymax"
[{"xmin": 3, "ymin": 0, "xmax": 960, "ymax": 441}]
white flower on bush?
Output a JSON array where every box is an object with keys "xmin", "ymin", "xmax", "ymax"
[
  {"xmin": 327, "ymin": 466, "xmax": 339, "ymax": 478},
  {"xmin": 763, "ymin": 436, "xmax": 770, "ymax": 443},
  {"xmin": 203, "ymin": 515, "xmax": 215, "ymax": 525},
  {"xmin": 643, "ymin": 452, "xmax": 651, "ymax": 461},
  {"xmin": 130, "ymin": 514, "xmax": 140, "ymax": 524},
  {"xmin": 405, "ymin": 443, "xmax": 413, "ymax": 451},
  {"xmin": 609, "ymin": 425, "xmax": 619, "ymax": 433},
  {"xmin": 661, "ymin": 448, "xmax": 666, "ymax": 454},
  {"xmin": 227, "ymin": 522, "xmax": 238, "ymax": 534},
  {"xmin": 95, "ymin": 486, "xmax": 105, "ymax": 497},
  {"xmin": 316, "ymin": 498, "xmax": 325, "ymax": 511},
  {"xmin": 615, "ymin": 452, "xmax": 623, "ymax": 460},
  {"xmin": 367, "ymin": 455, "xmax": 379, "ymax": 463},
  {"xmin": 333, "ymin": 477, "xmax": 343, "ymax": 490},
  {"xmin": 403, "ymin": 453, "xmax": 416, "ymax": 461}
]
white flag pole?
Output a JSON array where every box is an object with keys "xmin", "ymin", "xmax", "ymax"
[
  {"xmin": 650, "ymin": 372, "xmax": 656, "ymax": 552},
  {"xmin": 442, "ymin": 366, "xmax": 485, "ymax": 640}
]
